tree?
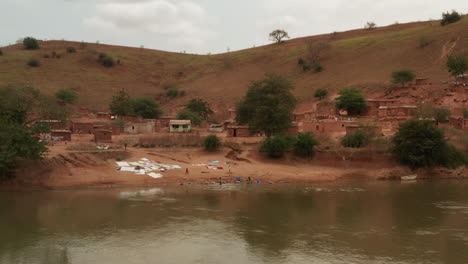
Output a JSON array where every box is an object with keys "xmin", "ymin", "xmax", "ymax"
[
  {"xmin": 269, "ymin": 29, "xmax": 290, "ymax": 44},
  {"xmin": 55, "ymin": 89, "xmax": 78, "ymax": 104},
  {"xmin": 314, "ymin": 88, "xmax": 328, "ymax": 100},
  {"xmin": 177, "ymin": 109, "xmax": 202, "ymax": 126},
  {"xmin": 186, "ymin": 98, "xmax": 214, "ymax": 120},
  {"xmin": 335, "ymin": 88, "xmax": 367, "ymax": 115},
  {"xmin": 391, "ymin": 70, "xmax": 416, "ymax": 87},
  {"xmin": 133, "ymin": 97, "xmax": 163, "ymax": 119},
  {"xmin": 100, "ymin": 55, "xmax": 114, "ymax": 67},
  {"xmin": 27, "ymin": 58, "xmax": 40, "ymax": 67},
  {"xmin": 0, "ymin": 48, "xmax": 3, "ymax": 56},
  {"xmin": 392, "ymin": 120, "xmax": 467, "ymax": 169},
  {"xmin": 441, "ymin": 10, "xmax": 462, "ymax": 26},
  {"xmin": 167, "ymin": 89, "xmax": 179, "ymax": 98},
  {"xmin": 341, "ymin": 131, "xmax": 370, "ymax": 148},
  {"xmin": 204, "ymin": 135, "xmax": 221, "ymax": 152},
  {"xmin": 0, "ymin": 85, "xmax": 67, "ymax": 179},
  {"xmin": 236, "ymin": 74, "xmax": 297, "ymax": 136},
  {"xmin": 109, "ymin": 89, "xmax": 134, "ymax": 116},
  {"xmin": 66, "ymin": 47, "xmax": 76, "ymax": 53},
  {"xmin": 365, "ymin": 22, "xmax": 377, "ymax": 30},
  {"xmin": 23, "ymin": 37, "xmax": 40, "ymax": 50},
  {"xmin": 447, "ymin": 56, "xmax": 467, "ymax": 80},
  {"xmin": 414, "ymin": 104, "xmax": 451, "ymax": 125},
  {"xmin": 294, "ymin": 132, "xmax": 319, "ymax": 157},
  {"xmin": 260, "ymin": 134, "xmax": 295, "ymax": 158}
]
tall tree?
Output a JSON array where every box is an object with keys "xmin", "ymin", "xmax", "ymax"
[
  {"xmin": 133, "ymin": 97, "xmax": 163, "ymax": 119},
  {"xmin": 0, "ymin": 85, "xmax": 67, "ymax": 179},
  {"xmin": 391, "ymin": 70, "xmax": 416, "ymax": 87},
  {"xmin": 109, "ymin": 89, "xmax": 134, "ymax": 116},
  {"xmin": 236, "ymin": 74, "xmax": 297, "ymax": 136},
  {"xmin": 186, "ymin": 98, "xmax": 214, "ymax": 120},
  {"xmin": 269, "ymin": 29, "xmax": 290, "ymax": 44},
  {"xmin": 335, "ymin": 88, "xmax": 367, "ymax": 115}
]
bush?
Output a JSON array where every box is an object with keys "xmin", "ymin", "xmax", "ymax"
[
  {"xmin": 115, "ymin": 156, "xmax": 124, "ymax": 161},
  {"xmin": 179, "ymin": 90, "xmax": 186, "ymax": 96},
  {"xmin": 298, "ymin": 58, "xmax": 305, "ymax": 65},
  {"xmin": 441, "ymin": 10, "xmax": 462, "ymax": 26},
  {"xmin": 314, "ymin": 63, "xmax": 324, "ymax": 73},
  {"xmin": 439, "ymin": 144, "xmax": 468, "ymax": 169},
  {"xmin": 66, "ymin": 47, "xmax": 77, "ymax": 53},
  {"xmin": 55, "ymin": 88, "xmax": 78, "ymax": 104},
  {"xmin": 23, "ymin": 37, "xmax": 40, "ymax": 50},
  {"xmin": 260, "ymin": 135, "xmax": 295, "ymax": 158},
  {"xmin": 464, "ymin": 109, "xmax": 468, "ymax": 119},
  {"xmin": 0, "ymin": 49, "xmax": 3, "ymax": 56},
  {"xmin": 27, "ymin": 58, "xmax": 40, "ymax": 67},
  {"xmin": 167, "ymin": 89, "xmax": 179, "ymax": 98},
  {"xmin": 341, "ymin": 131, "xmax": 370, "ymax": 148},
  {"xmin": 100, "ymin": 55, "xmax": 114, "ymax": 67},
  {"xmin": 133, "ymin": 97, "xmax": 163, "ymax": 119},
  {"xmin": 294, "ymin": 132, "xmax": 319, "ymax": 157},
  {"xmin": 314, "ymin": 88, "xmax": 328, "ymax": 100},
  {"xmin": 391, "ymin": 70, "xmax": 416, "ymax": 86},
  {"xmin": 447, "ymin": 56, "xmax": 468, "ymax": 79},
  {"xmin": 43, "ymin": 54, "xmax": 50, "ymax": 58},
  {"xmin": 204, "ymin": 135, "xmax": 221, "ymax": 152},
  {"xmin": 302, "ymin": 63, "xmax": 311, "ymax": 72}
]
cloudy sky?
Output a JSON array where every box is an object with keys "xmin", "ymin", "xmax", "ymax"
[{"xmin": 1, "ymin": 0, "xmax": 467, "ymax": 54}]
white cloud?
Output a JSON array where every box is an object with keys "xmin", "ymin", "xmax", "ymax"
[{"xmin": 83, "ymin": 0, "xmax": 215, "ymax": 51}]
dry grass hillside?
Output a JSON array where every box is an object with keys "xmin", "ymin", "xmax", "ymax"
[{"xmin": 0, "ymin": 18, "xmax": 467, "ymax": 112}]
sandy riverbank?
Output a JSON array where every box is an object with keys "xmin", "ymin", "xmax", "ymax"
[{"xmin": 1, "ymin": 142, "xmax": 467, "ymax": 191}]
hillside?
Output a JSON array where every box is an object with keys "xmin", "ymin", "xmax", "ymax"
[{"xmin": 0, "ymin": 18, "xmax": 467, "ymax": 112}]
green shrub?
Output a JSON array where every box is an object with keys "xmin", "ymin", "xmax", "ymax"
[
  {"xmin": 177, "ymin": 109, "xmax": 201, "ymax": 126},
  {"xmin": 314, "ymin": 88, "xmax": 328, "ymax": 100},
  {"xmin": 441, "ymin": 10, "xmax": 462, "ymax": 26},
  {"xmin": 0, "ymin": 49, "xmax": 3, "ymax": 56},
  {"xmin": 294, "ymin": 132, "xmax": 319, "ymax": 157},
  {"xmin": 27, "ymin": 58, "xmax": 40, "ymax": 67},
  {"xmin": 43, "ymin": 54, "xmax": 50, "ymax": 58},
  {"xmin": 51, "ymin": 51, "xmax": 57, "ymax": 58},
  {"xmin": 204, "ymin": 135, "xmax": 221, "ymax": 152},
  {"xmin": 335, "ymin": 88, "xmax": 367, "ymax": 115},
  {"xmin": 100, "ymin": 55, "xmax": 114, "ymax": 67},
  {"xmin": 167, "ymin": 89, "xmax": 179, "ymax": 98},
  {"xmin": 55, "ymin": 88, "xmax": 78, "ymax": 104},
  {"xmin": 439, "ymin": 144, "xmax": 468, "ymax": 169},
  {"xmin": 115, "ymin": 156, "xmax": 124, "ymax": 161},
  {"xmin": 298, "ymin": 58, "xmax": 305, "ymax": 65},
  {"xmin": 302, "ymin": 63, "xmax": 311, "ymax": 72},
  {"xmin": 464, "ymin": 109, "xmax": 468, "ymax": 119},
  {"xmin": 314, "ymin": 63, "xmax": 324, "ymax": 73},
  {"xmin": 341, "ymin": 131, "xmax": 370, "ymax": 148},
  {"xmin": 66, "ymin": 47, "xmax": 76, "ymax": 53},
  {"xmin": 391, "ymin": 70, "xmax": 416, "ymax": 86},
  {"xmin": 23, "ymin": 37, "xmax": 40, "ymax": 50},
  {"xmin": 260, "ymin": 134, "xmax": 295, "ymax": 158},
  {"xmin": 133, "ymin": 97, "xmax": 163, "ymax": 119}
]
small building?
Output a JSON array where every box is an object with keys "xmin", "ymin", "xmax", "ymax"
[
  {"xmin": 36, "ymin": 120, "xmax": 66, "ymax": 130},
  {"xmin": 51, "ymin": 130, "xmax": 72, "ymax": 141},
  {"xmin": 378, "ymin": 106, "xmax": 417, "ymax": 119},
  {"xmin": 365, "ymin": 99, "xmax": 400, "ymax": 116},
  {"xmin": 71, "ymin": 122, "xmax": 94, "ymax": 134},
  {"xmin": 94, "ymin": 129, "xmax": 112, "ymax": 143},
  {"xmin": 124, "ymin": 121, "xmax": 155, "ymax": 134},
  {"xmin": 169, "ymin": 120, "xmax": 192, "ymax": 133},
  {"xmin": 208, "ymin": 124, "xmax": 224, "ymax": 132},
  {"xmin": 227, "ymin": 125, "xmax": 250, "ymax": 137}
]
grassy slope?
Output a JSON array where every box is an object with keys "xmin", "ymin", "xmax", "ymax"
[{"xmin": 0, "ymin": 18, "xmax": 467, "ymax": 111}]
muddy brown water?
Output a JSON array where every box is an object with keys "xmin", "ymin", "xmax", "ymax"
[{"xmin": 1, "ymin": 181, "xmax": 468, "ymax": 264}]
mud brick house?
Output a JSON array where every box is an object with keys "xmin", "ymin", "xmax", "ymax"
[
  {"xmin": 155, "ymin": 117, "xmax": 175, "ymax": 131},
  {"xmin": 169, "ymin": 120, "xmax": 192, "ymax": 133},
  {"xmin": 51, "ymin": 130, "xmax": 72, "ymax": 141},
  {"xmin": 124, "ymin": 121, "xmax": 155, "ymax": 134},
  {"xmin": 364, "ymin": 99, "xmax": 400, "ymax": 116},
  {"xmin": 378, "ymin": 106, "xmax": 417, "ymax": 120},
  {"xmin": 208, "ymin": 124, "xmax": 224, "ymax": 132},
  {"xmin": 227, "ymin": 125, "xmax": 250, "ymax": 137},
  {"xmin": 299, "ymin": 120, "xmax": 357, "ymax": 134},
  {"xmin": 71, "ymin": 122, "xmax": 94, "ymax": 134},
  {"xmin": 93, "ymin": 124, "xmax": 121, "ymax": 135},
  {"xmin": 94, "ymin": 129, "xmax": 112, "ymax": 143},
  {"xmin": 36, "ymin": 120, "xmax": 66, "ymax": 130}
]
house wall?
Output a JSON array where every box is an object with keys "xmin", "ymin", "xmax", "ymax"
[
  {"xmin": 227, "ymin": 127, "xmax": 250, "ymax": 137},
  {"xmin": 71, "ymin": 123, "xmax": 94, "ymax": 134},
  {"xmin": 299, "ymin": 121, "xmax": 357, "ymax": 134},
  {"xmin": 94, "ymin": 130, "xmax": 112, "ymax": 142},
  {"xmin": 124, "ymin": 122, "xmax": 155, "ymax": 134},
  {"xmin": 169, "ymin": 124, "xmax": 191, "ymax": 133}
]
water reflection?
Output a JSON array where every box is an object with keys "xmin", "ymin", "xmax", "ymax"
[{"xmin": 1, "ymin": 181, "xmax": 468, "ymax": 264}]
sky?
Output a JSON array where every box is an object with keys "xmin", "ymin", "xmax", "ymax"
[{"xmin": 1, "ymin": 0, "xmax": 467, "ymax": 54}]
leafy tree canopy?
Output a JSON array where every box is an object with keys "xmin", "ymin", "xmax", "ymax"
[
  {"xmin": 177, "ymin": 109, "xmax": 202, "ymax": 126},
  {"xmin": 335, "ymin": 88, "xmax": 367, "ymax": 115},
  {"xmin": 294, "ymin": 132, "xmax": 319, "ymax": 157},
  {"xmin": 109, "ymin": 89, "xmax": 134, "ymax": 116},
  {"xmin": 269, "ymin": 29, "xmax": 290, "ymax": 43},
  {"xmin": 260, "ymin": 134, "xmax": 295, "ymax": 158},
  {"xmin": 133, "ymin": 97, "xmax": 163, "ymax": 119},
  {"xmin": 314, "ymin": 88, "xmax": 328, "ymax": 100},
  {"xmin": 441, "ymin": 10, "xmax": 462, "ymax": 26},
  {"xmin": 23, "ymin": 37, "xmax": 40, "ymax": 50},
  {"xmin": 236, "ymin": 74, "xmax": 297, "ymax": 136},
  {"xmin": 186, "ymin": 98, "xmax": 214, "ymax": 120},
  {"xmin": 447, "ymin": 56, "xmax": 468, "ymax": 79}
]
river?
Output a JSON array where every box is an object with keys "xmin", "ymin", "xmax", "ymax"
[{"xmin": 1, "ymin": 181, "xmax": 468, "ymax": 264}]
